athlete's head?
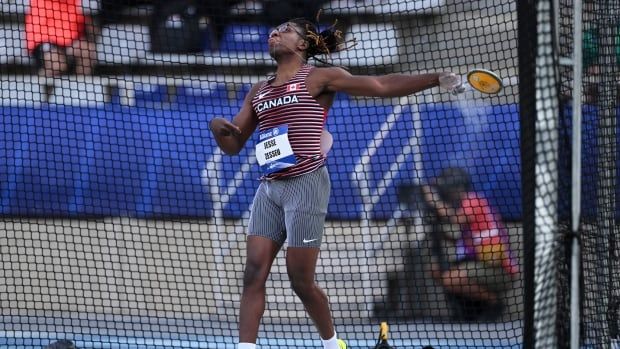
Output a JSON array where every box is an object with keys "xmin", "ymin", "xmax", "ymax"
[
  {"xmin": 434, "ymin": 167, "xmax": 472, "ymax": 205},
  {"xmin": 268, "ymin": 17, "xmax": 348, "ymax": 63}
]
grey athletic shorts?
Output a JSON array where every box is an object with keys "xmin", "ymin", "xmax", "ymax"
[{"xmin": 248, "ymin": 166, "xmax": 330, "ymax": 248}]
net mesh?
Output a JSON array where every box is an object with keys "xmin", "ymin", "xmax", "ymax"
[
  {"xmin": 577, "ymin": 0, "xmax": 620, "ymax": 347},
  {"xmin": 550, "ymin": 0, "xmax": 620, "ymax": 347},
  {"xmin": 0, "ymin": 0, "xmax": 590, "ymax": 347}
]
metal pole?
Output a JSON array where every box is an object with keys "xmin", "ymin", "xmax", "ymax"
[
  {"xmin": 534, "ymin": 1, "xmax": 560, "ymax": 347},
  {"xmin": 570, "ymin": 0, "xmax": 583, "ymax": 347},
  {"xmin": 517, "ymin": 0, "xmax": 538, "ymax": 347}
]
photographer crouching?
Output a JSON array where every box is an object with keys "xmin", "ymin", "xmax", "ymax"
[{"xmin": 422, "ymin": 167, "xmax": 519, "ymax": 321}]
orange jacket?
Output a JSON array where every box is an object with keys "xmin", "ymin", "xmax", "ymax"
[{"xmin": 25, "ymin": 0, "xmax": 86, "ymax": 52}]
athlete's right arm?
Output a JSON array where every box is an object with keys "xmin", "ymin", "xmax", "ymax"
[{"xmin": 209, "ymin": 83, "xmax": 262, "ymax": 155}]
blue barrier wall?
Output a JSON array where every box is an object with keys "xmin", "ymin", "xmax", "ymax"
[
  {"xmin": 558, "ymin": 105, "xmax": 620, "ymax": 221},
  {"xmin": 420, "ymin": 102, "xmax": 522, "ymax": 219},
  {"xmin": 0, "ymin": 104, "xmax": 215, "ymax": 217},
  {"xmin": 0, "ymin": 98, "xmax": 524, "ymax": 220}
]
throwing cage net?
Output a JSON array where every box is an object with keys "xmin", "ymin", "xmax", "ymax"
[
  {"xmin": 529, "ymin": 0, "xmax": 620, "ymax": 348},
  {"xmin": 0, "ymin": 0, "xmax": 615, "ymax": 348}
]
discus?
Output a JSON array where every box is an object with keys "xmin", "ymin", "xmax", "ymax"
[{"xmin": 466, "ymin": 69, "xmax": 503, "ymax": 94}]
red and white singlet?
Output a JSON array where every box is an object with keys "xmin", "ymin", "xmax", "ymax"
[{"xmin": 251, "ymin": 65, "xmax": 328, "ymax": 179}]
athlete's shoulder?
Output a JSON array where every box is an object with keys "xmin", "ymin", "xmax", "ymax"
[{"xmin": 307, "ymin": 66, "xmax": 351, "ymax": 89}]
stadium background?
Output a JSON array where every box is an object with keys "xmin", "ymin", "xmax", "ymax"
[
  {"xmin": 1, "ymin": 0, "xmax": 522, "ymax": 347},
  {"xmin": 0, "ymin": 0, "xmax": 616, "ymax": 348}
]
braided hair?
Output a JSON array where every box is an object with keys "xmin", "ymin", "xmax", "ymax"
[{"xmin": 288, "ymin": 14, "xmax": 355, "ymax": 66}]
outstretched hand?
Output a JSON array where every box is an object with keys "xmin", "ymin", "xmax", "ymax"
[
  {"xmin": 209, "ymin": 117, "xmax": 241, "ymax": 137},
  {"xmin": 438, "ymin": 72, "xmax": 464, "ymax": 95}
]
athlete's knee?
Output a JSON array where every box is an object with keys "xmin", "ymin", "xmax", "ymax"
[
  {"xmin": 289, "ymin": 274, "xmax": 317, "ymax": 299},
  {"xmin": 243, "ymin": 260, "xmax": 269, "ymax": 290}
]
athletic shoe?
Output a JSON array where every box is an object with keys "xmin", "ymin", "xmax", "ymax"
[{"xmin": 337, "ymin": 339, "xmax": 348, "ymax": 348}]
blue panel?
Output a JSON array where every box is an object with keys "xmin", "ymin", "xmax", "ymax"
[
  {"xmin": 221, "ymin": 132, "xmax": 261, "ymax": 219},
  {"xmin": 419, "ymin": 102, "xmax": 521, "ymax": 220},
  {"xmin": 233, "ymin": 83, "xmax": 252, "ymax": 109},
  {"xmin": 329, "ymin": 98, "xmax": 424, "ymax": 220},
  {"xmin": 175, "ymin": 84, "xmax": 230, "ymax": 109},
  {"xmin": 476, "ymin": 104, "xmax": 521, "ymax": 220},
  {"xmin": 2, "ymin": 106, "xmax": 96, "ymax": 215},
  {"xmin": 220, "ymin": 23, "xmax": 270, "ymax": 52},
  {"xmin": 66, "ymin": 107, "xmax": 110, "ymax": 215},
  {"xmin": 77, "ymin": 107, "xmax": 154, "ymax": 216},
  {"xmin": 325, "ymin": 99, "xmax": 377, "ymax": 219},
  {"xmin": 561, "ymin": 105, "xmax": 620, "ymax": 220},
  {"xmin": 581, "ymin": 105, "xmax": 599, "ymax": 219},
  {"xmin": 137, "ymin": 109, "xmax": 215, "ymax": 217},
  {"xmin": 369, "ymin": 162, "xmax": 419, "ymax": 220},
  {"xmin": 134, "ymin": 83, "xmax": 170, "ymax": 107},
  {"xmin": 367, "ymin": 105, "xmax": 421, "ymax": 220},
  {"xmin": 202, "ymin": 27, "xmax": 214, "ymax": 52},
  {"xmin": 0, "ymin": 102, "xmax": 527, "ymax": 220},
  {"xmin": 0, "ymin": 106, "xmax": 31, "ymax": 214},
  {"xmin": 0, "ymin": 106, "xmax": 215, "ymax": 217}
]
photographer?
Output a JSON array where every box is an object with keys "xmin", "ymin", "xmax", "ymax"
[{"xmin": 422, "ymin": 167, "xmax": 519, "ymax": 321}]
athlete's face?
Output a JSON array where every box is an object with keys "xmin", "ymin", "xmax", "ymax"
[{"xmin": 268, "ymin": 22, "xmax": 307, "ymax": 59}]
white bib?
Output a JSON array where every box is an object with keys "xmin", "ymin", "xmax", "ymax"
[{"xmin": 256, "ymin": 125, "xmax": 296, "ymax": 175}]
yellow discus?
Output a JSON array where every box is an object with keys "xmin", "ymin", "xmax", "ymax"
[{"xmin": 467, "ymin": 69, "xmax": 503, "ymax": 94}]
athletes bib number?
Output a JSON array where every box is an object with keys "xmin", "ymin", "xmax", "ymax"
[{"xmin": 256, "ymin": 125, "xmax": 296, "ymax": 175}]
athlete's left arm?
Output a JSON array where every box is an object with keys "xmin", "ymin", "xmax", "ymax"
[{"xmin": 308, "ymin": 67, "xmax": 454, "ymax": 98}]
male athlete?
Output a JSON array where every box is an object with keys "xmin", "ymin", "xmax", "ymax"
[{"xmin": 210, "ymin": 18, "xmax": 461, "ymax": 349}]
